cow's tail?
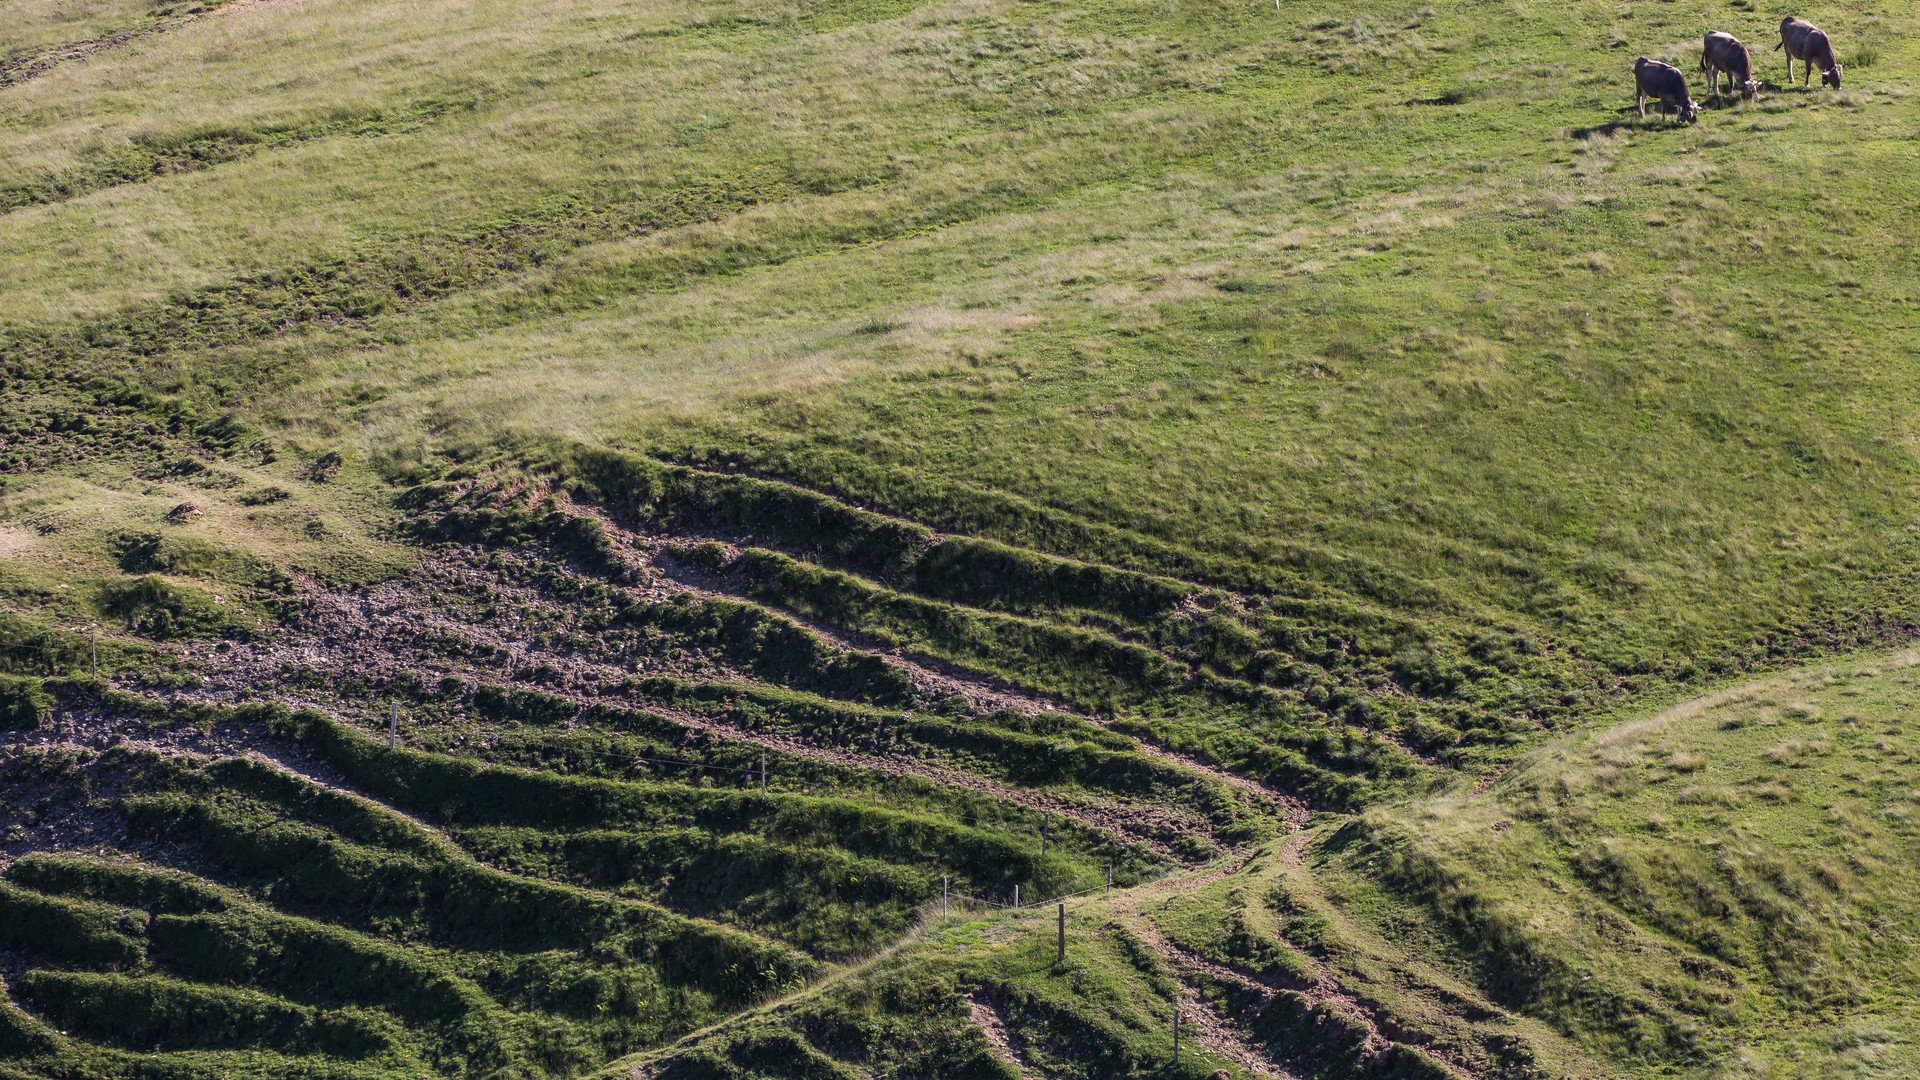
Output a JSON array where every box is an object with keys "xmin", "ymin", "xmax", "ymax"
[{"xmin": 1772, "ymin": 37, "xmax": 1784, "ymax": 51}]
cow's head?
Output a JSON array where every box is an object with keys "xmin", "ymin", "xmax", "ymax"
[
  {"xmin": 1822, "ymin": 63, "xmax": 1842, "ymax": 89},
  {"xmin": 1740, "ymin": 79, "xmax": 1761, "ymax": 100}
]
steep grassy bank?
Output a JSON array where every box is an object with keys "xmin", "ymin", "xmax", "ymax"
[{"xmin": 5, "ymin": 0, "xmax": 1920, "ymax": 1075}]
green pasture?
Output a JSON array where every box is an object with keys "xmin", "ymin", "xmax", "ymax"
[{"xmin": 4, "ymin": 0, "xmax": 1920, "ymax": 1075}]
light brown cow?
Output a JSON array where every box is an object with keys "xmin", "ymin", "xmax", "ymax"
[
  {"xmin": 1700, "ymin": 31, "xmax": 1759, "ymax": 100},
  {"xmin": 1634, "ymin": 57, "xmax": 1700, "ymax": 123},
  {"xmin": 1776, "ymin": 17, "xmax": 1842, "ymax": 88}
]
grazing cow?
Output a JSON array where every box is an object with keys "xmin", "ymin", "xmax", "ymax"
[
  {"xmin": 1700, "ymin": 31, "xmax": 1759, "ymax": 100},
  {"xmin": 1634, "ymin": 57, "xmax": 1700, "ymax": 123},
  {"xmin": 1775, "ymin": 17, "xmax": 1841, "ymax": 88}
]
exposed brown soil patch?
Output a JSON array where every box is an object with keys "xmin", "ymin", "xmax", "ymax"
[
  {"xmin": 1, "ymin": 28, "xmax": 157, "ymax": 90},
  {"xmin": 965, "ymin": 988, "xmax": 1038, "ymax": 1079},
  {"xmin": 1, "ymin": 0, "xmax": 309, "ymax": 91},
  {"xmin": 0, "ymin": 709, "xmax": 446, "ymax": 872},
  {"xmin": 159, "ymin": 544, "xmax": 1283, "ymax": 863}
]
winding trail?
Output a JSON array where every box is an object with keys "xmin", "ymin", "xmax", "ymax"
[
  {"xmin": 594, "ymin": 513, "xmax": 1312, "ymax": 823},
  {"xmin": 186, "ymin": 547, "xmax": 1297, "ymax": 864},
  {"xmin": 1, "ymin": 28, "xmax": 152, "ymax": 89},
  {"xmin": 1104, "ymin": 868, "xmax": 1303, "ymax": 1079},
  {"xmin": 966, "ymin": 989, "xmax": 1039, "ymax": 1080},
  {"xmin": 1, "ymin": 0, "xmax": 305, "ymax": 90}
]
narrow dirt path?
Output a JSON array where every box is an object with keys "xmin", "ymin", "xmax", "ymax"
[
  {"xmin": 1077, "ymin": 710, "xmax": 1311, "ymax": 829},
  {"xmin": 198, "ymin": 599, "xmax": 1216, "ymax": 862},
  {"xmin": 1115, "ymin": 914, "xmax": 1302, "ymax": 1079},
  {"xmin": 423, "ymin": 493, "xmax": 1314, "ymax": 824},
  {"xmin": 1243, "ymin": 836, "xmax": 1487, "ymax": 1080},
  {"xmin": 637, "ymin": 698, "xmax": 1203, "ymax": 864},
  {"xmin": 592, "ymin": 518, "xmax": 1312, "ymax": 820},
  {"xmin": 1093, "ymin": 839, "xmax": 1482, "ymax": 1080},
  {"xmin": 966, "ymin": 989, "xmax": 1039, "ymax": 1080},
  {"xmin": 0, "ymin": 704, "xmax": 816, "ymax": 968},
  {"xmin": 187, "ymin": 553, "xmax": 1263, "ymax": 864},
  {"xmin": 1, "ymin": 28, "xmax": 157, "ymax": 89},
  {"xmin": 1, "ymin": 0, "xmax": 304, "ymax": 90},
  {"xmin": 0, "ymin": 710, "xmax": 458, "ymax": 866}
]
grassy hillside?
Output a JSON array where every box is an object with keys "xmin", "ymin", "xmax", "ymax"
[{"xmin": 3, "ymin": 0, "xmax": 1920, "ymax": 1075}]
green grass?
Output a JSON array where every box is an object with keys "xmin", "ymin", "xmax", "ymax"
[
  {"xmin": 6, "ymin": 0, "xmax": 1920, "ymax": 1075},
  {"xmin": 1328, "ymin": 649, "xmax": 1920, "ymax": 1074}
]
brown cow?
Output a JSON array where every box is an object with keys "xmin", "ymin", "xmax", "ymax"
[
  {"xmin": 1634, "ymin": 57, "xmax": 1700, "ymax": 123},
  {"xmin": 1776, "ymin": 17, "xmax": 1842, "ymax": 88},
  {"xmin": 1700, "ymin": 31, "xmax": 1759, "ymax": 101}
]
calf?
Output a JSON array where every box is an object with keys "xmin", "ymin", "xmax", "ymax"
[
  {"xmin": 1776, "ymin": 17, "xmax": 1841, "ymax": 88},
  {"xmin": 1700, "ymin": 31, "xmax": 1759, "ymax": 100},
  {"xmin": 1634, "ymin": 57, "xmax": 1700, "ymax": 123}
]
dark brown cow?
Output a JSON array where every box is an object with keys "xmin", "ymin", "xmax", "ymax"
[
  {"xmin": 1776, "ymin": 17, "xmax": 1842, "ymax": 88},
  {"xmin": 1700, "ymin": 31, "xmax": 1759, "ymax": 101},
  {"xmin": 1634, "ymin": 57, "xmax": 1700, "ymax": 123}
]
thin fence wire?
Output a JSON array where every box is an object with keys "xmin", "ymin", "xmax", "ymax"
[{"xmin": 949, "ymin": 879, "xmax": 1112, "ymax": 912}]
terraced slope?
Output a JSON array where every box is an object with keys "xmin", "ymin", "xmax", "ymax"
[
  {"xmin": 5, "ymin": 0, "xmax": 1920, "ymax": 1076},
  {"xmin": 606, "ymin": 650, "xmax": 1920, "ymax": 1080},
  {"xmin": 0, "ymin": 477, "xmax": 1299, "ymax": 1077}
]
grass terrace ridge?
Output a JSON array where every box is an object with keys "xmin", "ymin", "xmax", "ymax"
[{"xmin": 2, "ymin": 0, "xmax": 1919, "ymax": 1076}]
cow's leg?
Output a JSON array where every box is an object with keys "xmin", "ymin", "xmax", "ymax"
[
  {"xmin": 1638, "ymin": 92, "xmax": 1646, "ymax": 118},
  {"xmin": 1785, "ymin": 57, "xmax": 1793, "ymax": 84}
]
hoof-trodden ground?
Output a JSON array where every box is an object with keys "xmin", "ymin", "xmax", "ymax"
[{"xmin": 3, "ymin": 0, "xmax": 1920, "ymax": 1076}]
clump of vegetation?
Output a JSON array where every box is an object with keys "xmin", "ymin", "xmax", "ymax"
[
  {"xmin": 96, "ymin": 575, "xmax": 245, "ymax": 640},
  {"xmin": 5, "ymin": 0, "xmax": 1920, "ymax": 1074},
  {"xmin": 0, "ymin": 676, "xmax": 52, "ymax": 730}
]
